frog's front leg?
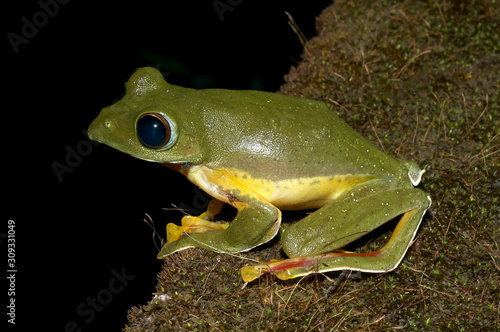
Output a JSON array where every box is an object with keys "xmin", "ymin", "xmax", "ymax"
[
  {"xmin": 158, "ymin": 166, "xmax": 281, "ymax": 258},
  {"xmin": 241, "ymin": 182, "xmax": 431, "ymax": 282}
]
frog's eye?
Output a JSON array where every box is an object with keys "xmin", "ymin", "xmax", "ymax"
[{"xmin": 136, "ymin": 113, "xmax": 177, "ymax": 149}]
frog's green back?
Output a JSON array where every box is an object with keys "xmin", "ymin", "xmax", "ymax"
[
  {"xmin": 186, "ymin": 88, "xmax": 406, "ymax": 182},
  {"xmin": 89, "ymin": 67, "xmax": 412, "ymax": 184}
]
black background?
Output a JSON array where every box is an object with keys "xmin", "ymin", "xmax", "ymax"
[{"xmin": 5, "ymin": 0, "xmax": 331, "ymax": 330}]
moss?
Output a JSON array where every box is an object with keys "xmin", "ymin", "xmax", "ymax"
[{"xmin": 124, "ymin": 1, "xmax": 499, "ymax": 330}]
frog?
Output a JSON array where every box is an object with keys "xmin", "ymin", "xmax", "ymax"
[{"xmin": 88, "ymin": 67, "xmax": 431, "ymax": 282}]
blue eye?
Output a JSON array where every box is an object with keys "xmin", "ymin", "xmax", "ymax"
[{"xmin": 136, "ymin": 113, "xmax": 176, "ymax": 149}]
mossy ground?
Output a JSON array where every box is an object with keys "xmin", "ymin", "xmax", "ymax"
[{"xmin": 124, "ymin": 1, "xmax": 499, "ymax": 330}]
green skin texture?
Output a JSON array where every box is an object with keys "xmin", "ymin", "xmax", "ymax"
[{"xmin": 88, "ymin": 67, "xmax": 431, "ymax": 281}]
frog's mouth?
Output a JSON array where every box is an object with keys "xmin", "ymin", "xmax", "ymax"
[{"xmin": 87, "ymin": 119, "xmax": 203, "ymax": 165}]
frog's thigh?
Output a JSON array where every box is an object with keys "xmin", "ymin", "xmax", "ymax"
[
  {"xmin": 282, "ymin": 184, "xmax": 428, "ymax": 257},
  {"xmin": 242, "ymin": 187, "xmax": 431, "ymax": 282}
]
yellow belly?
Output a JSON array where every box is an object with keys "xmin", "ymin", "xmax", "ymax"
[
  {"xmin": 179, "ymin": 164, "xmax": 380, "ymax": 210},
  {"xmin": 234, "ymin": 171, "xmax": 379, "ymax": 210}
]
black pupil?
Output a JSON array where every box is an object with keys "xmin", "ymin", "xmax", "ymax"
[{"xmin": 136, "ymin": 114, "xmax": 170, "ymax": 148}]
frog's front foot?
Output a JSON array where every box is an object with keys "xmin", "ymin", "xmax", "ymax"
[
  {"xmin": 158, "ymin": 199, "xmax": 229, "ymax": 258},
  {"xmin": 158, "ymin": 217, "xmax": 229, "ymax": 258},
  {"xmin": 166, "ymin": 216, "xmax": 229, "ymax": 244},
  {"xmin": 164, "ymin": 198, "xmax": 227, "ymax": 244}
]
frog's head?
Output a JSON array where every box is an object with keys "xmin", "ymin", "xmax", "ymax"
[{"xmin": 88, "ymin": 67, "xmax": 204, "ymax": 164}]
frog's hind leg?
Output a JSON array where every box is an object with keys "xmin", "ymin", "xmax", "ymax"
[{"xmin": 241, "ymin": 187, "xmax": 431, "ymax": 282}]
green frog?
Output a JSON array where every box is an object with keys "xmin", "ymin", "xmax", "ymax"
[{"xmin": 88, "ymin": 67, "xmax": 431, "ymax": 282}]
